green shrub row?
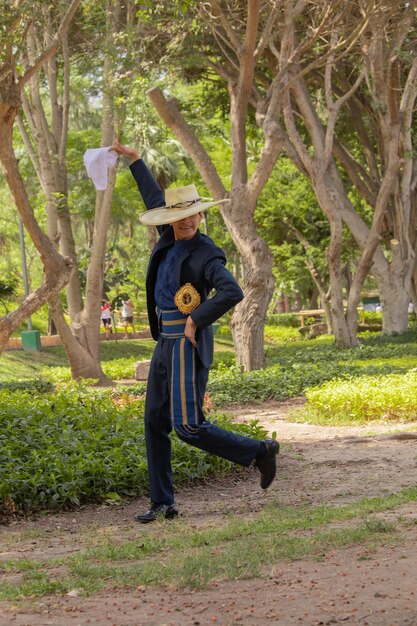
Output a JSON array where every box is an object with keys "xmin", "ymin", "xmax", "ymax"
[
  {"xmin": 264, "ymin": 324, "xmax": 301, "ymax": 343},
  {"xmin": 0, "ymin": 382, "xmax": 266, "ymax": 517},
  {"xmin": 207, "ymin": 330, "xmax": 417, "ymax": 406},
  {"xmin": 265, "ymin": 313, "xmax": 300, "ymax": 327},
  {"xmin": 0, "ymin": 378, "xmax": 53, "ymax": 393},
  {"xmin": 305, "ymin": 369, "xmax": 417, "ymax": 422},
  {"xmin": 357, "ymin": 310, "xmax": 382, "ymax": 325},
  {"xmin": 207, "ymin": 361, "xmax": 346, "ymax": 405}
]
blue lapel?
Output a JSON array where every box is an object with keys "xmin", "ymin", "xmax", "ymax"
[{"xmin": 151, "ymin": 229, "xmax": 203, "ymax": 286}]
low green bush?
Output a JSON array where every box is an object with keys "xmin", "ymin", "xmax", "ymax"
[
  {"xmin": 212, "ymin": 352, "xmax": 236, "ymax": 369},
  {"xmin": 216, "ymin": 324, "xmax": 232, "ymax": 337},
  {"xmin": 207, "ymin": 361, "xmax": 333, "ymax": 405},
  {"xmin": 264, "ymin": 324, "xmax": 301, "ymax": 343},
  {"xmin": 0, "ymin": 382, "xmax": 266, "ymax": 517},
  {"xmin": 102, "ymin": 358, "xmax": 139, "ymax": 380},
  {"xmin": 208, "ymin": 330, "xmax": 417, "ymax": 406},
  {"xmin": 0, "ymin": 378, "xmax": 53, "ymax": 393},
  {"xmin": 41, "ymin": 366, "xmax": 72, "ymax": 382},
  {"xmin": 265, "ymin": 313, "xmax": 299, "ymax": 327},
  {"xmin": 304, "ymin": 369, "xmax": 417, "ymax": 422},
  {"xmin": 357, "ymin": 310, "xmax": 383, "ymax": 325}
]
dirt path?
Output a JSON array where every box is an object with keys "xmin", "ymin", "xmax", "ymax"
[{"xmin": 1, "ymin": 400, "xmax": 417, "ymax": 626}]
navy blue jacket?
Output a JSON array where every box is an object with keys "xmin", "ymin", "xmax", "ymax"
[{"xmin": 130, "ymin": 159, "xmax": 243, "ymax": 368}]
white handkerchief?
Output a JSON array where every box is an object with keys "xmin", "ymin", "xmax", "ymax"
[{"xmin": 83, "ymin": 147, "xmax": 118, "ymax": 190}]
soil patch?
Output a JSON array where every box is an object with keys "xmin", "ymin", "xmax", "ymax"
[{"xmin": 1, "ymin": 399, "xmax": 417, "ymax": 626}]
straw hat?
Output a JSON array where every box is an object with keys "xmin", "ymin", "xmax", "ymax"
[{"xmin": 139, "ymin": 184, "xmax": 229, "ymax": 226}]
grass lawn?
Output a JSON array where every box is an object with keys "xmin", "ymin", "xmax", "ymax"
[
  {"xmin": 0, "ymin": 339, "xmax": 157, "ymax": 382},
  {"xmin": 1, "ymin": 487, "xmax": 416, "ymax": 598}
]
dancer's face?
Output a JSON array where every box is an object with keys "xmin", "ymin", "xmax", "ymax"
[{"xmin": 171, "ymin": 213, "xmax": 202, "ymax": 240}]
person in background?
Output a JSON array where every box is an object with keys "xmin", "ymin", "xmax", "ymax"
[
  {"xmin": 121, "ymin": 297, "xmax": 135, "ymax": 338},
  {"xmin": 110, "ymin": 139, "xmax": 280, "ymax": 524},
  {"xmin": 101, "ymin": 300, "xmax": 112, "ymax": 340}
]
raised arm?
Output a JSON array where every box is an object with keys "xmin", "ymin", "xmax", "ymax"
[{"xmin": 110, "ymin": 139, "xmax": 166, "ymax": 212}]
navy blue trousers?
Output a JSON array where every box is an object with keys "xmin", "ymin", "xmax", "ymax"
[{"xmin": 144, "ymin": 335, "xmax": 262, "ymax": 505}]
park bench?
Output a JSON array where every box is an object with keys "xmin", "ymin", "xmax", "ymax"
[{"xmin": 297, "ymin": 309, "xmax": 326, "ymax": 328}]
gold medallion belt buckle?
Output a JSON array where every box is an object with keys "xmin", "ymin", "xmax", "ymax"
[{"xmin": 174, "ymin": 283, "xmax": 201, "ymax": 314}]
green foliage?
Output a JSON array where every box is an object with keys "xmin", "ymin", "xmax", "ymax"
[
  {"xmin": 304, "ymin": 370, "xmax": 417, "ymax": 422},
  {"xmin": 357, "ymin": 310, "xmax": 383, "ymax": 325},
  {"xmin": 215, "ymin": 324, "xmax": 232, "ymax": 337},
  {"xmin": 207, "ymin": 360, "xmax": 326, "ymax": 406},
  {"xmin": 264, "ymin": 325, "xmax": 301, "ymax": 343},
  {"xmin": 208, "ymin": 329, "xmax": 417, "ymax": 406},
  {"xmin": 212, "ymin": 351, "xmax": 236, "ymax": 370},
  {"xmin": 102, "ymin": 358, "xmax": 143, "ymax": 380},
  {"xmin": 0, "ymin": 382, "xmax": 265, "ymax": 517},
  {"xmin": 265, "ymin": 313, "xmax": 299, "ymax": 327},
  {"xmin": 255, "ymin": 158, "xmax": 332, "ymax": 306},
  {"xmin": 0, "ymin": 379, "xmax": 53, "ymax": 393}
]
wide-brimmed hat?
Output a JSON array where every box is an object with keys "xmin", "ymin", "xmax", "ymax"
[{"xmin": 139, "ymin": 184, "xmax": 230, "ymax": 226}]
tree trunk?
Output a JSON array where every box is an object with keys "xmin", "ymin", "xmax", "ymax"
[
  {"xmin": 273, "ymin": 292, "xmax": 286, "ymax": 314},
  {"xmin": 47, "ymin": 308, "xmax": 57, "ymax": 336},
  {"xmin": 18, "ymin": 14, "xmax": 108, "ymax": 380},
  {"xmin": 228, "ymin": 191, "xmax": 275, "ymax": 370},
  {"xmin": 48, "ymin": 295, "xmax": 109, "ymax": 382},
  {"xmin": 379, "ymin": 240, "xmax": 414, "ymax": 334},
  {"xmin": 326, "ymin": 213, "xmax": 359, "ymax": 347}
]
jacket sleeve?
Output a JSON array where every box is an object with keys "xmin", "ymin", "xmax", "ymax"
[
  {"xmin": 129, "ymin": 159, "xmax": 172, "ymax": 237},
  {"xmin": 190, "ymin": 251, "xmax": 244, "ymax": 329}
]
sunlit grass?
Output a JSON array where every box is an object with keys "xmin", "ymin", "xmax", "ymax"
[{"xmin": 0, "ymin": 340, "xmax": 156, "ymax": 382}]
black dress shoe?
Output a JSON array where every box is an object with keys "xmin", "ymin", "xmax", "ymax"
[
  {"xmin": 134, "ymin": 503, "xmax": 178, "ymax": 524},
  {"xmin": 255, "ymin": 438, "xmax": 280, "ymax": 489}
]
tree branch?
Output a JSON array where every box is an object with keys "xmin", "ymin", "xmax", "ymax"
[
  {"xmin": 347, "ymin": 127, "xmax": 402, "ymax": 309},
  {"xmin": 228, "ymin": 0, "xmax": 260, "ymax": 186},
  {"xmin": 147, "ymin": 87, "xmax": 226, "ymax": 199},
  {"xmin": 254, "ymin": 1, "xmax": 280, "ymax": 59},
  {"xmin": 248, "ymin": 80, "xmax": 285, "ymax": 201},
  {"xmin": 16, "ymin": 112, "xmax": 42, "ymax": 184},
  {"xmin": 17, "ymin": 0, "xmax": 81, "ymax": 89},
  {"xmin": 204, "ymin": 0, "xmax": 241, "ymax": 52},
  {"xmin": 0, "ymin": 265, "xmax": 72, "ymax": 350},
  {"xmin": 332, "ymin": 141, "xmax": 376, "ymax": 207}
]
